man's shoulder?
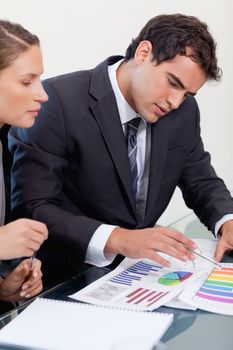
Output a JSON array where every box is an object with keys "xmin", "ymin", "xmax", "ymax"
[
  {"xmin": 169, "ymin": 95, "xmax": 198, "ymax": 120},
  {"xmin": 43, "ymin": 56, "xmax": 123, "ymax": 89},
  {"xmin": 180, "ymin": 95, "xmax": 197, "ymax": 110},
  {"xmin": 42, "ymin": 56, "xmax": 123, "ymax": 100},
  {"xmin": 43, "ymin": 69, "xmax": 92, "ymax": 88}
]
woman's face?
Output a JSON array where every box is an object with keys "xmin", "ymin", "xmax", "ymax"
[{"xmin": 0, "ymin": 45, "xmax": 48, "ymax": 128}]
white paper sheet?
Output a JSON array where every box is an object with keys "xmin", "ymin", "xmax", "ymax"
[
  {"xmin": 179, "ymin": 263, "xmax": 233, "ymax": 315},
  {"xmin": 70, "ymin": 257, "xmax": 204, "ymax": 311}
]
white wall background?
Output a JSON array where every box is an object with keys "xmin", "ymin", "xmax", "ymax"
[{"xmin": 1, "ymin": 0, "xmax": 233, "ymax": 226}]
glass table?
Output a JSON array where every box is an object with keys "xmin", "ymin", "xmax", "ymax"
[{"xmin": 0, "ymin": 212, "xmax": 233, "ymax": 349}]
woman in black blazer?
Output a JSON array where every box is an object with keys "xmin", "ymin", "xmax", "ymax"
[{"xmin": 0, "ymin": 20, "xmax": 48, "ymax": 305}]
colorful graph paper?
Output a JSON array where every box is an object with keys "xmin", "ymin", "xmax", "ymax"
[
  {"xmin": 179, "ymin": 264, "xmax": 233, "ymax": 315},
  {"xmin": 196, "ymin": 266, "xmax": 233, "ymax": 303}
]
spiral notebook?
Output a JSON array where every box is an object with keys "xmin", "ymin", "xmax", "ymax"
[{"xmin": 0, "ymin": 298, "xmax": 173, "ymax": 350}]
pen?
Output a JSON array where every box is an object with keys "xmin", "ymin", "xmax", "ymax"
[
  {"xmin": 184, "ymin": 245, "xmax": 221, "ymax": 268},
  {"xmin": 29, "ymin": 252, "xmax": 36, "ymax": 270}
]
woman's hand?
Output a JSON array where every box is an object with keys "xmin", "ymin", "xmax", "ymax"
[
  {"xmin": 0, "ymin": 259, "xmax": 43, "ymax": 302},
  {"xmin": 0, "ymin": 219, "xmax": 48, "ymax": 260}
]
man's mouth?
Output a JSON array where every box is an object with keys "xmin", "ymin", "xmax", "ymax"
[{"xmin": 154, "ymin": 104, "xmax": 169, "ymax": 116}]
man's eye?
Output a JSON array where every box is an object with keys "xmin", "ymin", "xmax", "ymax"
[
  {"xmin": 168, "ymin": 79, "xmax": 178, "ymax": 88},
  {"xmin": 22, "ymin": 82, "xmax": 32, "ymax": 86}
]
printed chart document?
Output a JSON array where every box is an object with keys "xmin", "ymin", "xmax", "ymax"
[
  {"xmin": 179, "ymin": 263, "xmax": 233, "ymax": 315},
  {"xmin": 70, "ymin": 257, "xmax": 203, "ymax": 311},
  {"xmin": 70, "ymin": 239, "xmax": 217, "ymax": 311},
  {"xmin": 160, "ymin": 238, "xmax": 218, "ymax": 310},
  {"xmin": 0, "ymin": 298, "xmax": 173, "ymax": 350}
]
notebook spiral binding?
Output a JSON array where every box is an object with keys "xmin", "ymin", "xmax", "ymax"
[{"xmin": 41, "ymin": 297, "xmax": 170, "ymax": 316}]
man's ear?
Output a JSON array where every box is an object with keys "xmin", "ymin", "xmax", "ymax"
[{"xmin": 134, "ymin": 40, "xmax": 153, "ymax": 63}]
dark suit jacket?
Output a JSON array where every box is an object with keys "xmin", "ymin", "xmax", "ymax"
[{"xmin": 9, "ymin": 56, "xmax": 233, "ymax": 279}]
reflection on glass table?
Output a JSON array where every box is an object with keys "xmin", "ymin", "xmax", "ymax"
[{"xmin": 0, "ymin": 212, "xmax": 233, "ymax": 350}]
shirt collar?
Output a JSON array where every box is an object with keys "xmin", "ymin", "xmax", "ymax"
[{"xmin": 108, "ymin": 59, "xmax": 137, "ymax": 125}]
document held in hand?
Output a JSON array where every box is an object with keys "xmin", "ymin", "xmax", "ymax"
[{"xmin": 0, "ymin": 298, "xmax": 173, "ymax": 350}]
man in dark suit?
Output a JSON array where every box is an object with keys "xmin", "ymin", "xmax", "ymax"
[{"xmin": 9, "ymin": 14, "xmax": 233, "ymax": 284}]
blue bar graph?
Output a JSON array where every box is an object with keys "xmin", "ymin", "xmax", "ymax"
[{"xmin": 110, "ymin": 260, "xmax": 162, "ymax": 286}]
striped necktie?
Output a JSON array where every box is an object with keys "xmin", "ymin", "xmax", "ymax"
[{"xmin": 127, "ymin": 117, "xmax": 141, "ymax": 198}]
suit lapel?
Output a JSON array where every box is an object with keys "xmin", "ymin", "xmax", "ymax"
[
  {"xmin": 144, "ymin": 115, "xmax": 171, "ymax": 224},
  {"xmin": 89, "ymin": 57, "xmax": 137, "ymax": 216}
]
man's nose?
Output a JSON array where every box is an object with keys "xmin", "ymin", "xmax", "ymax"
[{"xmin": 166, "ymin": 91, "xmax": 185, "ymax": 110}]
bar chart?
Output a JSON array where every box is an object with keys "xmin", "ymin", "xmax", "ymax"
[{"xmin": 109, "ymin": 260, "xmax": 162, "ymax": 286}]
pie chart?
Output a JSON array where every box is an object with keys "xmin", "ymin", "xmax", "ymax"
[{"xmin": 158, "ymin": 271, "xmax": 193, "ymax": 286}]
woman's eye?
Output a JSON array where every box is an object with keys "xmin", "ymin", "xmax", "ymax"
[{"xmin": 22, "ymin": 82, "xmax": 32, "ymax": 86}]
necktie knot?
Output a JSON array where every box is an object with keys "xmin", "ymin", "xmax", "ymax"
[{"xmin": 127, "ymin": 117, "xmax": 141, "ymax": 137}]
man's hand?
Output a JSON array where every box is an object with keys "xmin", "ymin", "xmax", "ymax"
[
  {"xmin": 0, "ymin": 219, "xmax": 48, "ymax": 260},
  {"xmin": 104, "ymin": 226, "xmax": 197, "ymax": 266},
  {"xmin": 214, "ymin": 220, "xmax": 233, "ymax": 262},
  {"xmin": 0, "ymin": 259, "xmax": 43, "ymax": 302}
]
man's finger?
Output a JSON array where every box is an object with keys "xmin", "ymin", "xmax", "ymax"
[
  {"xmin": 214, "ymin": 240, "xmax": 226, "ymax": 262},
  {"xmin": 146, "ymin": 250, "xmax": 171, "ymax": 267},
  {"xmin": 158, "ymin": 227, "xmax": 197, "ymax": 249}
]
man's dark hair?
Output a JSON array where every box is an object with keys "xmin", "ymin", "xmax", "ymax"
[{"xmin": 125, "ymin": 14, "xmax": 221, "ymax": 81}]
